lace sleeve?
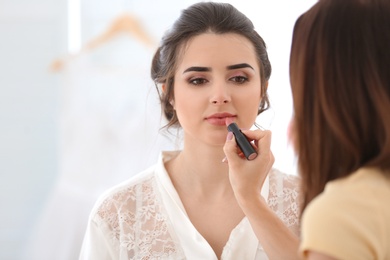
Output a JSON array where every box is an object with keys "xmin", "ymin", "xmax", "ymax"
[
  {"xmin": 268, "ymin": 168, "xmax": 302, "ymax": 237},
  {"xmin": 84, "ymin": 176, "xmax": 184, "ymax": 259}
]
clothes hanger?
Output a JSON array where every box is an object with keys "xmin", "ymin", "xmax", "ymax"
[
  {"xmin": 83, "ymin": 13, "xmax": 156, "ymax": 52},
  {"xmin": 50, "ymin": 10, "xmax": 156, "ymax": 72}
]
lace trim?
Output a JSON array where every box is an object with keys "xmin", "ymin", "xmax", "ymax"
[{"xmin": 95, "ymin": 176, "xmax": 184, "ymax": 259}]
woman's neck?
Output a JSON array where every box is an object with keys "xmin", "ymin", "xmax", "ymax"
[{"xmin": 166, "ymin": 142, "xmax": 233, "ymax": 199}]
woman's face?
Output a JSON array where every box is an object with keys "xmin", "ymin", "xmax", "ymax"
[{"xmin": 173, "ymin": 33, "xmax": 263, "ymax": 146}]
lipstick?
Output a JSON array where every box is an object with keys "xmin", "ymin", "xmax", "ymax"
[{"xmin": 227, "ymin": 122, "xmax": 258, "ymax": 161}]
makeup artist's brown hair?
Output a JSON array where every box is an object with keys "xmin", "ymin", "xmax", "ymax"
[
  {"xmin": 151, "ymin": 2, "xmax": 271, "ymax": 129},
  {"xmin": 289, "ymin": 0, "xmax": 390, "ymax": 211}
]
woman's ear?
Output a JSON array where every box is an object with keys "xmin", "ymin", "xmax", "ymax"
[
  {"xmin": 264, "ymin": 81, "xmax": 269, "ymax": 90},
  {"xmin": 162, "ymin": 84, "xmax": 175, "ymax": 108}
]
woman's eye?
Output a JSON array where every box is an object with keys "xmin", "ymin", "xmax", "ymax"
[
  {"xmin": 189, "ymin": 78, "xmax": 208, "ymax": 85},
  {"xmin": 231, "ymin": 76, "xmax": 248, "ymax": 84}
]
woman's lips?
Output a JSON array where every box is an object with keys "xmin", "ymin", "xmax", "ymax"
[
  {"xmin": 225, "ymin": 117, "xmax": 235, "ymax": 126},
  {"xmin": 205, "ymin": 114, "xmax": 236, "ymax": 126}
]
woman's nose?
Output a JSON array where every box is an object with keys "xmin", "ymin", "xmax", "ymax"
[{"xmin": 210, "ymin": 84, "xmax": 231, "ymax": 104}]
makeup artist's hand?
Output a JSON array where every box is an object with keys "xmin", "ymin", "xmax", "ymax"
[
  {"xmin": 224, "ymin": 130, "xmax": 299, "ymax": 260},
  {"xmin": 223, "ymin": 129, "xmax": 274, "ymax": 202}
]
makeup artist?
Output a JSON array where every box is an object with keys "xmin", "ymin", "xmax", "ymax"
[
  {"xmin": 288, "ymin": 0, "xmax": 390, "ymax": 259},
  {"xmin": 80, "ymin": 2, "xmax": 301, "ymax": 259}
]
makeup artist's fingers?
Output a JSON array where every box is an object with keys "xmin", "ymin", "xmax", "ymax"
[
  {"xmin": 224, "ymin": 129, "xmax": 273, "ymax": 164},
  {"xmin": 243, "ymin": 129, "xmax": 275, "ymax": 174},
  {"xmin": 241, "ymin": 129, "xmax": 273, "ymax": 161}
]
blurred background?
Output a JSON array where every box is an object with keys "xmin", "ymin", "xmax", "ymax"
[{"xmin": 0, "ymin": 0, "xmax": 316, "ymax": 259}]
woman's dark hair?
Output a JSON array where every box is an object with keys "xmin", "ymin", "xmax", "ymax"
[
  {"xmin": 289, "ymin": 0, "xmax": 390, "ymax": 211},
  {"xmin": 151, "ymin": 2, "xmax": 271, "ymax": 129}
]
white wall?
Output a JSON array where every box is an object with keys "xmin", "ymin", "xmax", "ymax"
[{"xmin": 0, "ymin": 1, "xmax": 316, "ymax": 259}]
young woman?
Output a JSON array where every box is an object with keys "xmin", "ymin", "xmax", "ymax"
[
  {"xmin": 289, "ymin": 0, "xmax": 390, "ymax": 259},
  {"xmin": 80, "ymin": 2, "xmax": 300, "ymax": 259}
]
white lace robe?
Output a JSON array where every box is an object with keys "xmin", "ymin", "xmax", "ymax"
[{"xmin": 80, "ymin": 151, "xmax": 301, "ymax": 260}]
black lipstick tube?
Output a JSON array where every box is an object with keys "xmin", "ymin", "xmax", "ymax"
[{"xmin": 227, "ymin": 122, "xmax": 258, "ymax": 161}]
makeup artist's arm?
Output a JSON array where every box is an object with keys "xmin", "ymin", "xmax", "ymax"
[{"xmin": 223, "ymin": 129, "xmax": 300, "ymax": 260}]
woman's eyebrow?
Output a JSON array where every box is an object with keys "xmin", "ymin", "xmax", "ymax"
[
  {"xmin": 183, "ymin": 63, "xmax": 254, "ymax": 74},
  {"xmin": 183, "ymin": 66, "xmax": 211, "ymax": 73},
  {"xmin": 227, "ymin": 63, "xmax": 254, "ymax": 70}
]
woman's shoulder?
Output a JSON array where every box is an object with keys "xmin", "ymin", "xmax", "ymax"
[
  {"xmin": 83, "ymin": 161, "xmax": 183, "ymax": 258},
  {"xmin": 267, "ymin": 167, "xmax": 301, "ymax": 205},
  {"xmin": 267, "ymin": 168, "xmax": 302, "ymax": 235},
  {"xmin": 269, "ymin": 167, "xmax": 301, "ymax": 191},
  {"xmin": 89, "ymin": 165, "xmax": 158, "ymax": 218}
]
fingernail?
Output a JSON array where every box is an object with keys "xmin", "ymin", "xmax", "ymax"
[
  {"xmin": 226, "ymin": 131, "xmax": 233, "ymax": 141},
  {"xmin": 222, "ymin": 156, "xmax": 228, "ymax": 163}
]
